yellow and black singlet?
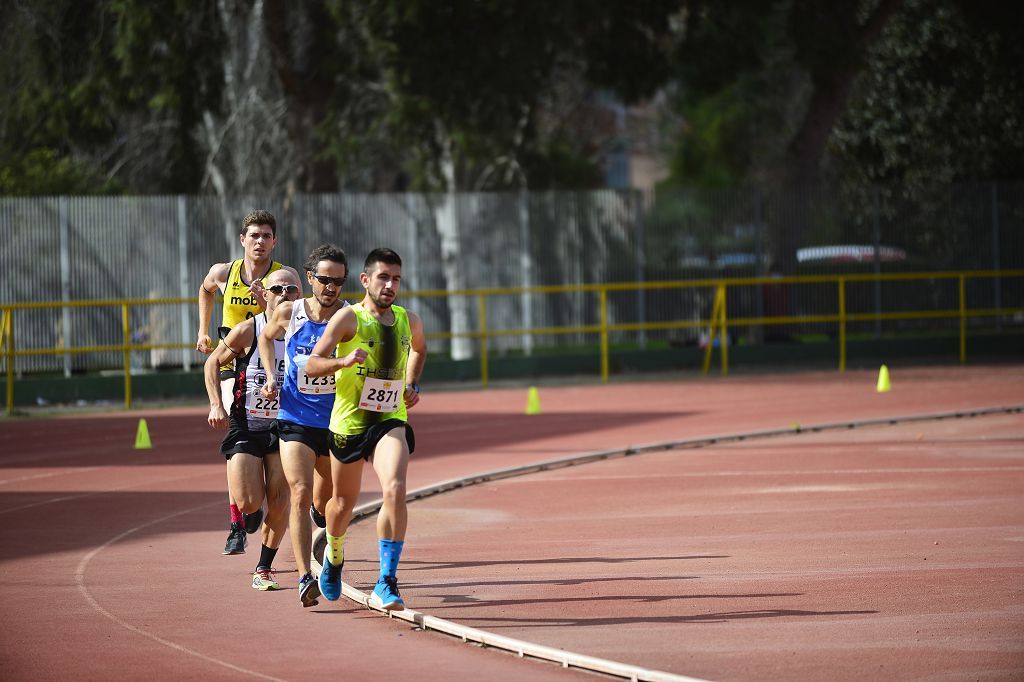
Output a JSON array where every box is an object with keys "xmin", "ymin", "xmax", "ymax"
[
  {"xmin": 329, "ymin": 303, "xmax": 412, "ymax": 436},
  {"xmin": 221, "ymin": 259, "xmax": 284, "ymax": 329},
  {"xmin": 217, "ymin": 259, "xmax": 283, "ymax": 373}
]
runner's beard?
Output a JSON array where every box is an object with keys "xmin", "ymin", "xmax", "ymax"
[
  {"xmin": 314, "ymin": 290, "xmax": 337, "ymax": 307},
  {"xmin": 369, "ymin": 290, "xmax": 394, "ymax": 309}
]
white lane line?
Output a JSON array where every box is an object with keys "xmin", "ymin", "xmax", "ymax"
[
  {"xmin": 0, "ymin": 466, "xmax": 100, "ymax": 485},
  {"xmin": 0, "ymin": 472, "xmax": 209, "ymax": 516},
  {"xmin": 75, "ymin": 501, "xmax": 287, "ymax": 682}
]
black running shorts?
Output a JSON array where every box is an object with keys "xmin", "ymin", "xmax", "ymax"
[
  {"xmin": 278, "ymin": 419, "xmax": 332, "ymax": 456},
  {"xmin": 221, "ymin": 426, "xmax": 279, "ymax": 460},
  {"xmin": 329, "ymin": 419, "xmax": 415, "ymax": 464}
]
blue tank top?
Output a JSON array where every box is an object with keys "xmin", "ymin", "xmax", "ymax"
[{"xmin": 278, "ymin": 299, "xmax": 342, "ymax": 428}]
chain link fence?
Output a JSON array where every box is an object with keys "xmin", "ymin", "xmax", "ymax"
[{"xmin": 1, "ymin": 182, "xmax": 1021, "ymax": 376}]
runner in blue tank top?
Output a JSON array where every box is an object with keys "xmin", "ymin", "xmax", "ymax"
[{"xmin": 259, "ymin": 244, "xmax": 350, "ymax": 608}]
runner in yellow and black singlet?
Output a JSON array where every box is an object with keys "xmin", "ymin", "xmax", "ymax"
[{"xmin": 196, "ymin": 208, "xmax": 300, "ymax": 556}]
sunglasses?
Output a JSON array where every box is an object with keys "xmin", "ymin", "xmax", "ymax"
[
  {"xmin": 267, "ymin": 284, "xmax": 300, "ymax": 295},
  {"xmin": 311, "ymin": 274, "xmax": 346, "ymax": 287}
]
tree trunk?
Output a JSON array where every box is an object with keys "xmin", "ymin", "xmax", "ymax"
[
  {"xmin": 263, "ymin": 0, "xmax": 336, "ymax": 194},
  {"xmin": 772, "ymin": 0, "xmax": 904, "ymax": 273},
  {"xmin": 434, "ymin": 132, "xmax": 474, "ymax": 361}
]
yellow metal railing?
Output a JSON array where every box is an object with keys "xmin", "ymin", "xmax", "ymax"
[
  {"xmin": 3, "ymin": 270, "xmax": 1023, "ymax": 414},
  {"xmin": 1, "ymin": 297, "xmax": 194, "ymax": 415}
]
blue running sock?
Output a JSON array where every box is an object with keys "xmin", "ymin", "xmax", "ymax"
[{"xmin": 378, "ymin": 538, "xmax": 404, "ymax": 578}]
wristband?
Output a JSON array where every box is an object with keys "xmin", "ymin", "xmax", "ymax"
[{"xmin": 410, "ymin": 382, "xmax": 420, "ymax": 394}]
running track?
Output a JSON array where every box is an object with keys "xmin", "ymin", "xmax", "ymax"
[{"xmin": 1, "ymin": 366, "xmax": 1022, "ymax": 680}]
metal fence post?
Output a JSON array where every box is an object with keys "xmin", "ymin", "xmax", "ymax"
[
  {"xmin": 3, "ymin": 310, "xmax": 13, "ymax": 415},
  {"xmin": 838, "ymin": 278, "xmax": 847, "ymax": 372},
  {"xmin": 478, "ymin": 293, "xmax": 489, "ymax": 388},
  {"xmin": 872, "ymin": 186, "xmax": 882, "ymax": 338},
  {"xmin": 177, "ymin": 195, "xmax": 191, "ymax": 371},
  {"xmin": 720, "ymin": 283, "xmax": 729, "ymax": 376},
  {"xmin": 59, "ymin": 197, "xmax": 72, "ymax": 377},
  {"xmin": 518, "ymin": 190, "xmax": 534, "ymax": 356},
  {"xmin": 406, "ymin": 193, "xmax": 421, "ymax": 293},
  {"xmin": 754, "ymin": 188, "xmax": 765, "ymax": 344},
  {"xmin": 599, "ymin": 287, "xmax": 609, "ymax": 383},
  {"xmin": 991, "ymin": 183, "xmax": 1001, "ymax": 330},
  {"xmin": 633, "ymin": 189, "xmax": 647, "ymax": 349},
  {"xmin": 122, "ymin": 303, "xmax": 133, "ymax": 408},
  {"xmin": 958, "ymin": 275, "xmax": 967, "ymax": 364}
]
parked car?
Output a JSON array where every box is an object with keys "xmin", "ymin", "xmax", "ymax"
[{"xmin": 796, "ymin": 245, "xmax": 906, "ymax": 264}]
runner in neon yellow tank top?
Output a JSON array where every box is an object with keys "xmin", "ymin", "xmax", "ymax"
[
  {"xmin": 306, "ymin": 248, "xmax": 427, "ymax": 611},
  {"xmin": 329, "ymin": 302, "xmax": 413, "ymax": 435}
]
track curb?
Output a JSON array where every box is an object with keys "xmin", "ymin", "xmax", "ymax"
[{"xmin": 313, "ymin": 404, "xmax": 1023, "ymax": 681}]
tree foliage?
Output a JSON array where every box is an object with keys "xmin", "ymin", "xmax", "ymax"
[
  {"xmin": 319, "ymin": 0, "xmax": 680, "ymax": 191},
  {"xmin": 3, "ymin": 0, "xmax": 1019, "ymax": 203},
  {"xmin": 0, "ymin": 0, "xmax": 226, "ymax": 195},
  {"xmin": 833, "ymin": 0, "xmax": 1024, "ymax": 190},
  {"xmin": 667, "ymin": 0, "xmax": 1022, "ymax": 192}
]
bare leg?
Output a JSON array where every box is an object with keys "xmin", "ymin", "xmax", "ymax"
[
  {"xmin": 221, "ymin": 377, "xmax": 239, "ymax": 519},
  {"xmin": 280, "ymin": 440, "xmax": 316, "ymax": 575},
  {"xmin": 370, "ymin": 429, "xmax": 410, "ymax": 542},
  {"xmin": 261, "ymin": 453, "xmax": 289, "ymax": 550},
  {"xmin": 325, "ymin": 456, "xmax": 364, "ymax": 537},
  {"xmin": 226, "ymin": 452, "xmax": 267, "ymax": 514},
  {"xmin": 312, "ymin": 455, "xmax": 333, "ymax": 515}
]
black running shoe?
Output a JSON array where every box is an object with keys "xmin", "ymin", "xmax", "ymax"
[
  {"xmin": 299, "ymin": 571, "xmax": 321, "ymax": 608},
  {"xmin": 309, "ymin": 504, "xmax": 326, "ymax": 529},
  {"xmin": 242, "ymin": 507, "xmax": 264, "ymax": 534},
  {"xmin": 223, "ymin": 522, "xmax": 246, "ymax": 555}
]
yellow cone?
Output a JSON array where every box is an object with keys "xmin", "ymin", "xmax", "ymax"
[
  {"xmin": 134, "ymin": 418, "xmax": 152, "ymax": 449},
  {"xmin": 876, "ymin": 365, "xmax": 891, "ymax": 393},
  {"xmin": 525, "ymin": 386, "xmax": 542, "ymax": 415}
]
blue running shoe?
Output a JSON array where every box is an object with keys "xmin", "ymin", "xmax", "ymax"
[
  {"xmin": 319, "ymin": 548, "xmax": 343, "ymax": 601},
  {"xmin": 369, "ymin": 575, "xmax": 405, "ymax": 611}
]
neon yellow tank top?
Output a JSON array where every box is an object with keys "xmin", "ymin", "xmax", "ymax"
[
  {"xmin": 329, "ymin": 303, "xmax": 412, "ymax": 436},
  {"xmin": 221, "ymin": 259, "xmax": 283, "ymax": 329}
]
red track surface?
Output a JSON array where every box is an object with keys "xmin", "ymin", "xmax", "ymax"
[{"xmin": 1, "ymin": 365, "xmax": 1022, "ymax": 680}]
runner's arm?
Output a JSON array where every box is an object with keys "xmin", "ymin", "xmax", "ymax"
[
  {"xmin": 305, "ymin": 307, "xmax": 362, "ymax": 377},
  {"xmin": 203, "ymin": 320, "xmax": 252, "ymax": 428},
  {"xmin": 197, "ymin": 262, "xmax": 229, "ymax": 354},
  {"xmin": 404, "ymin": 311, "xmax": 427, "ymax": 409},
  {"xmin": 258, "ymin": 300, "xmax": 293, "ymax": 399}
]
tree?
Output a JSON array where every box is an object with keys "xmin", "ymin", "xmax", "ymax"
[
  {"xmin": 0, "ymin": 0, "xmax": 226, "ymax": 195},
  {"xmin": 0, "ymin": 1, "xmax": 123, "ymax": 194},
  {"xmin": 667, "ymin": 0, "xmax": 903, "ymax": 271},
  {"xmin": 833, "ymin": 1, "xmax": 1024, "ymax": 190},
  {"xmin": 665, "ymin": 0, "xmax": 1023, "ymax": 270},
  {"xmin": 314, "ymin": 0, "xmax": 681, "ymax": 357}
]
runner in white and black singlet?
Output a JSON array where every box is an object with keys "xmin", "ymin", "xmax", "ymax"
[{"xmin": 204, "ymin": 269, "xmax": 301, "ymax": 592}]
